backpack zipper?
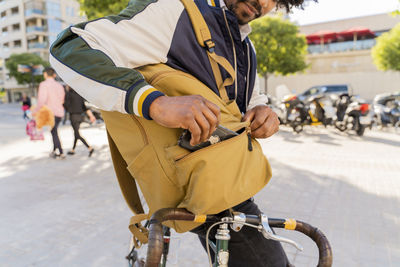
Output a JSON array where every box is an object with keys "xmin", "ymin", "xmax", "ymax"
[{"xmin": 246, "ymin": 127, "xmax": 253, "ymax": 151}]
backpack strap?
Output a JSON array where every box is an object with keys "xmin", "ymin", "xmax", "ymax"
[
  {"xmin": 180, "ymin": 0, "xmax": 235, "ymax": 104},
  {"xmin": 129, "ymin": 214, "xmax": 149, "ymax": 248},
  {"xmin": 107, "ymin": 131, "xmax": 150, "ymax": 247},
  {"xmin": 107, "ymin": 130, "xmax": 145, "ymax": 215}
]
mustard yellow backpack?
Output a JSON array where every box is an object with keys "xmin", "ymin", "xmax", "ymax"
[{"xmin": 101, "ymin": 0, "xmax": 272, "ymax": 247}]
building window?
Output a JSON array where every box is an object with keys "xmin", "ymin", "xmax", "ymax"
[
  {"xmin": 13, "ymin": 40, "xmax": 22, "ymax": 48},
  {"xmin": 11, "ymin": 6, "xmax": 19, "ymax": 16},
  {"xmin": 12, "ymin": 24, "xmax": 20, "ymax": 32},
  {"xmin": 1, "ymin": 11, "xmax": 6, "ymax": 20},
  {"xmin": 1, "ymin": 27, "xmax": 8, "ymax": 36}
]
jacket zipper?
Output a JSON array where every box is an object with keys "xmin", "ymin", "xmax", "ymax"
[
  {"xmin": 245, "ymin": 42, "xmax": 251, "ymax": 109},
  {"xmin": 222, "ymin": 9, "xmax": 237, "ymax": 100}
]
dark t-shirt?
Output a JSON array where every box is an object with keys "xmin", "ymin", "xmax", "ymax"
[
  {"xmin": 64, "ymin": 89, "xmax": 87, "ymax": 114},
  {"xmin": 22, "ymin": 97, "xmax": 31, "ymax": 107}
]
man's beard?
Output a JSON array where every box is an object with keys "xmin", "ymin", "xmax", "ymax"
[{"xmin": 226, "ymin": 0, "xmax": 262, "ymax": 25}]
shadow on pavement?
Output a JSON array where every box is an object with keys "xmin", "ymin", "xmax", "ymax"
[
  {"xmin": 256, "ymin": 159, "xmax": 399, "ymax": 267},
  {"xmin": 278, "ymin": 126, "xmax": 341, "ymax": 146},
  {"xmin": 361, "ymin": 135, "xmax": 400, "ymax": 147}
]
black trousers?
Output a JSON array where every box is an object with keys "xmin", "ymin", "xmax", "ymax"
[
  {"xmin": 190, "ymin": 199, "xmax": 289, "ymax": 267},
  {"xmin": 51, "ymin": 116, "xmax": 63, "ymax": 154},
  {"xmin": 70, "ymin": 113, "xmax": 89, "ymax": 149}
]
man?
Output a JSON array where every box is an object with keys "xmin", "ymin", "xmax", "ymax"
[
  {"xmin": 50, "ymin": 0, "xmax": 313, "ymax": 265},
  {"xmin": 33, "ymin": 67, "xmax": 66, "ymax": 159}
]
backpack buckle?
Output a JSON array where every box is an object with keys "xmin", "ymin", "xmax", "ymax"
[{"xmin": 204, "ymin": 39, "xmax": 215, "ymax": 53}]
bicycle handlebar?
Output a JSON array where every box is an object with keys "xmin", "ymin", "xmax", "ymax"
[
  {"xmin": 144, "ymin": 208, "xmax": 332, "ymax": 267},
  {"xmin": 294, "ymin": 220, "xmax": 333, "ymax": 267},
  {"xmin": 146, "ymin": 208, "xmax": 194, "ymax": 267}
]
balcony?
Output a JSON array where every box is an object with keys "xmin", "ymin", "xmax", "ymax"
[
  {"xmin": 28, "ymin": 42, "xmax": 48, "ymax": 49},
  {"xmin": 308, "ymin": 39, "xmax": 377, "ymax": 54},
  {"xmin": 24, "ymin": 9, "xmax": 44, "ymax": 17},
  {"xmin": 26, "ymin": 26, "xmax": 46, "ymax": 33}
]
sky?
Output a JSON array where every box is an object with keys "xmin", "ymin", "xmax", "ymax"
[{"xmin": 289, "ymin": 0, "xmax": 400, "ymax": 25}]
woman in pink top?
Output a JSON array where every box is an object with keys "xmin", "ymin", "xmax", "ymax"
[{"xmin": 34, "ymin": 67, "xmax": 66, "ymax": 159}]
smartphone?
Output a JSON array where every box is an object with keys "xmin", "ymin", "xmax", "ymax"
[{"xmin": 178, "ymin": 125, "xmax": 238, "ymax": 152}]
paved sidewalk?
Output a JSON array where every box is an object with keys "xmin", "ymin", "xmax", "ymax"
[{"xmin": 1, "ymin": 104, "xmax": 399, "ymax": 266}]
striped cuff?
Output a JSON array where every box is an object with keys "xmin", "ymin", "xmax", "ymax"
[{"xmin": 132, "ymin": 85, "xmax": 164, "ymax": 120}]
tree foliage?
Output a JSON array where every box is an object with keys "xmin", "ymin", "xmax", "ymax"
[
  {"xmin": 249, "ymin": 16, "xmax": 308, "ymax": 79},
  {"xmin": 5, "ymin": 53, "xmax": 49, "ymax": 85},
  {"xmin": 372, "ymin": 23, "xmax": 400, "ymax": 71},
  {"xmin": 391, "ymin": 0, "xmax": 400, "ymax": 16},
  {"xmin": 78, "ymin": 0, "xmax": 129, "ymax": 20}
]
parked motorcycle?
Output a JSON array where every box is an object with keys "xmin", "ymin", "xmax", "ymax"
[
  {"xmin": 284, "ymin": 94, "xmax": 336, "ymax": 133},
  {"xmin": 334, "ymin": 94, "xmax": 372, "ymax": 136},
  {"xmin": 265, "ymin": 95, "xmax": 287, "ymax": 125},
  {"xmin": 372, "ymin": 92, "xmax": 400, "ymax": 132}
]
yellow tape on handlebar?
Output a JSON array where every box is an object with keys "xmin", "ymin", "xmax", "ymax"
[
  {"xmin": 284, "ymin": 219, "xmax": 297, "ymax": 230},
  {"xmin": 194, "ymin": 215, "xmax": 207, "ymax": 223}
]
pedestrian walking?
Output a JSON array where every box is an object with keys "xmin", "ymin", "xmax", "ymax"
[
  {"xmin": 32, "ymin": 67, "xmax": 66, "ymax": 159},
  {"xmin": 63, "ymin": 85, "xmax": 95, "ymax": 157},
  {"xmin": 21, "ymin": 93, "xmax": 31, "ymax": 120}
]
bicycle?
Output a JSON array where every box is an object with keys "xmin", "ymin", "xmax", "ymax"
[{"xmin": 126, "ymin": 208, "xmax": 333, "ymax": 267}]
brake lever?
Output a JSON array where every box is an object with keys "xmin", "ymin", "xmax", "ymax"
[{"xmin": 260, "ymin": 214, "xmax": 303, "ymax": 251}]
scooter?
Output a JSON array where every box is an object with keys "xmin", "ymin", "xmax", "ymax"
[
  {"xmin": 285, "ymin": 94, "xmax": 336, "ymax": 133},
  {"xmin": 334, "ymin": 94, "xmax": 372, "ymax": 136}
]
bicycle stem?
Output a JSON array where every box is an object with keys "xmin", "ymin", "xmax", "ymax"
[{"xmin": 215, "ymin": 223, "xmax": 230, "ymax": 267}]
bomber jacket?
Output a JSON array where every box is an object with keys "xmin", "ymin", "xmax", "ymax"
[{"xmin": 50, "ymin": 0, "xmax": 268, "ymax": 120}]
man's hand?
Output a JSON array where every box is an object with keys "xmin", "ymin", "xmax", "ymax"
[
  {"xmin": 242, "ymin": 105, "xmax": 279, "ymax": 139},
  {"xmin": 149, "ymin": 95, "xmax": 220, "ymax": 146}
]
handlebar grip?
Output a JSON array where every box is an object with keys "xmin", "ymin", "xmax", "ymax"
[
  {"xmin": 245, "ymin": 214, "xmax": 260, "ymax": 225},
  {"xmin": 145, "ymin": 208, "xmax": 195, "ymax": 267},
  {"xmin": 295, "ymin": 221, "xmax": 333, "ymax": 267}
]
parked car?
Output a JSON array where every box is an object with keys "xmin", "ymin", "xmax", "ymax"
[{"xmin": 297, "ymin": 84, "xmax": 352, "ymax": 102}]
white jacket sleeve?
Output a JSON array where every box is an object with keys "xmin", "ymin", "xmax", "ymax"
[{"xmin": 247, "ymin": 74, "xmax": 269, "ymax": 111}]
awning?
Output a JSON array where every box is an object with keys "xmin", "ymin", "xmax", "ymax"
[
  {"xmin": 306, "ymin": 30, "xmax": 337, "ymax": 44},
  {"xmin": 338, "ymin": 27, "xmax": 375, "ymax": 39}
]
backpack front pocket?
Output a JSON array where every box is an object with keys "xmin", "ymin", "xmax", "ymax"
[{"xmin": 171, "ymin": 130, "xmax": 271, "ymax": 216}]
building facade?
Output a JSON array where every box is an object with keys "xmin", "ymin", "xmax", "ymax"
[
  {"xmin": 267, "ymin": 13, "xmax": 400, "ymax": 101},
  {"xmin": 0, "ymin": 0, "xmax": 84, "ymax": 103}
]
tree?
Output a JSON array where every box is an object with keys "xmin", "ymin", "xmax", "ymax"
[
  {"xmin": 372, "ymin": 23, "xmax": 400, "ymax": 71},
  {"xmin": 392, "ymin": 0, "xmax": 400, "ymax": 16},
  {"xmin": 249, "ymin": 16, "xmax": 308, "ymax": 93},
  {"xmin": 78, "ymin": 0, "xmax": 129, "ymax": 20},
  {"xmin": 5, "ymin": 53, "xmax": 49, "ymax": 85}
]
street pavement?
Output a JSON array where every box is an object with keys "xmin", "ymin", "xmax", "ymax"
[{"xmin": 1, "ymin": 103, "xmax": 399, "ymax": 267}]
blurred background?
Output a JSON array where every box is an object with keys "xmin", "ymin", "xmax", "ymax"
[{"xmin": 1, "ymin": 0, "xmax": 400, "ymax": 266}]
